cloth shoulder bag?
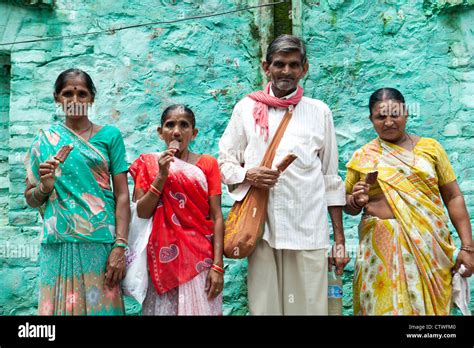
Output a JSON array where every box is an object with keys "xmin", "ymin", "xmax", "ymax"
[{"xmin": 224, "ymin": 108, "xmax": 293, "ymax": 259}]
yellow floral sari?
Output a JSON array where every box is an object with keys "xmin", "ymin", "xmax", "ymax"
[{"xmin": 346, "ymin": 137, "xmax": 457, "ymax": 315}]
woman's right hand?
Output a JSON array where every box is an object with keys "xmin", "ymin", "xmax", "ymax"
[
  {"xmin": 352, "ymin": 181, "xmax": 370, "ymax": 208},
  {"xmin": 454, "ymin": 250, "xmax": 473, "ymax": 278},
  {"xmin": 39, "ymin": 159, "xmax": 59, "ymax": 192},
  {"xmin": 158, "ymin": 149, "xmax": 177, "ymax": 179}
]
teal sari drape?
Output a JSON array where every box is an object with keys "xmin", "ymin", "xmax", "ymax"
[{"xmin": 25, "ymin": 123, "xmax": 116, "ymax": 244}]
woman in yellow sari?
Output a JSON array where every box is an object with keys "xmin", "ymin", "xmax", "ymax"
[{"xmin": 345, "ymin": 88, "xmax": 473, "ymax": 315}]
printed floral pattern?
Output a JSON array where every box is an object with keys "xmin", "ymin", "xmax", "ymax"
[
  {"xmin": 349, "ymin": 138, "xmax": 456, "ymax": 315},
  {"xmin": 38, "ymin": 243, "xmax": 124, "ymax": 315}
]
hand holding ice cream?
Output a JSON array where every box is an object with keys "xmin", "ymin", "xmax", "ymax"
[{"xmin": 168, "ymin": 140, "xmax": 180, "ymax": 155}]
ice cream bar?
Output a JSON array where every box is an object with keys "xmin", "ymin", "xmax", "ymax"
[
  {"xmin": 54, "ymin": 144, "xmax": 74, "ymax": 163},
  {"xmin": 169, "ymin": 140, "xmax": 180, "ymax": 152},
  {"xmin": 276, "ymin": 153, "xmax": 298, "ymax": 173},
  {"xmin": 365, "ymin": 171, "xmax": 378, "ymax": 185}
]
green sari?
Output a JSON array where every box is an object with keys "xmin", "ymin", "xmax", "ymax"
[{"xmin": 25, "ymin": 123, "xmax": 128, "ymax": 315}]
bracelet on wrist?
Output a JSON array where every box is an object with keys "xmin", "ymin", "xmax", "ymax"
[
  {"xmin": 112, "ymin": 242, "xmax": 128, "ymax": 250},
  {"xmin": 115, "ymin": 237, "xmax": 128, "ymax": 245},
  {"xmin": 211, "ymin": 264, "xmax": 224, "ymax": 274},
  {"xmin": 460, "ymin": 245, "xmax": 474, "ymax": 253},
  {"xmin": 149, "ymin": 184, "xmax": 161, "ymax": 197}
]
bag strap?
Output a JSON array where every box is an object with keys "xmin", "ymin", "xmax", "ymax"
[{"xmin": 259, "ymin": 107, "xmax": 294, "ymax": 168}]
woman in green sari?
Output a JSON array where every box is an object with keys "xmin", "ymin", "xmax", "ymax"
[{"xmin": 24, "ymin": 69, "xmax": 130, "ymax": 315}]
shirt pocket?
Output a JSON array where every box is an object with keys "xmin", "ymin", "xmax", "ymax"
[{"xmin": 277, "ymin": 133, "xmax": 315, "ymax": 169}]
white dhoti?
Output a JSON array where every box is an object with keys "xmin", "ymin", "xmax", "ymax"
[{"xmin": 247, "ymin": 240, "xmax": 328, "ymax": 315}]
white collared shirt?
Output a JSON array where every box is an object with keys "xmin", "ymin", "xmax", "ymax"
[{"xmin": 218, "ymin": 88, "xmax": 346, "ymax": 250}]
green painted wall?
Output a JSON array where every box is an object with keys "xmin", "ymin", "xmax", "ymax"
[
  {"xmin": 0, "ymin": 57, "xmax": 10, "ymax": 227},
  {"xmin": 0, "ymin": 0, "xmax": 271, "ymax": 315},
  {"xmin": 300, "ymin": 0, "xmax": 474, "ymax": 315},
  {"xmin": 0, "ymin": 0, "xmax": 472, "ymax": 316}
]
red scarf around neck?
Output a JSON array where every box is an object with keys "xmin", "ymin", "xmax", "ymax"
[{"xmin": 247, "ymin": 82, "xmax": 304, "ymax": 140}]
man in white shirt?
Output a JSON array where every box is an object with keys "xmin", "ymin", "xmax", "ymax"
[{"xmin": 218, "ymin": 35, "xmax": 349, "ymax": 315}]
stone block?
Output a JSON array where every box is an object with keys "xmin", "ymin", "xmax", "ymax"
[
  {"xmin": 9, "ymin": 164, "xmax": 27, "ymax": 181},
  {"xmin": 9, "ymin": 194, "xmax": 28, "ymax": 211},
  {"xmin": 0, "ymin": 177, "xmax": 10, "ymax": 189},
  {"xmin": 8, "ymin": 153, "xmax": 26, "ymax": 166},
  {"xmin": 9, "ymin": 136, "xmax": 32, "ymax": 151},
  {"xmin": 9, "ymin": 107, "xmax": 52, "ymax": 124},
  {"xmin": 9, "ymin": 124, "xmax": 40, "ymax": 136},
  {"xmin": 12, "ymin": 50, "xmax": 47, "ymax": 64},
  {"xmin": 8, "ymin": 211, "xmax": 38, "ymax": 226}
]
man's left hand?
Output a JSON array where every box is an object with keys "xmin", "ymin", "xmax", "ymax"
[{"xmin": 328, "ymin": 243, "xmax": 350, "ymax": 276}]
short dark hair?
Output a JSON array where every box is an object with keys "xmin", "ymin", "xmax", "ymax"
[
  {"xmin": 161, "ymin": 104, "xmax": 196, "ymax": 128},
  {"xmin": 369, "ymin": 88, "xmax": 405, "ymax": 115},
  {"xmin": 54, "ymin": 68, "xmax": 96, "ymax": 98},
  {"xmin": 266, "ymin": 34, "xmax": 307, "ymax": 65}
]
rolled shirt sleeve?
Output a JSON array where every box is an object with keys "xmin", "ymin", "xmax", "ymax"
[{"xmin": 319, "ymin": 106, "xmax": 346, "ymax": 206}]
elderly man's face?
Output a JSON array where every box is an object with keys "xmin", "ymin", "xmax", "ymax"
[{"xmin": 262, "ymin": 51, "xmax": 309, "ymax": 98}]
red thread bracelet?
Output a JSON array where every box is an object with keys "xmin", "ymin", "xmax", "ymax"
[
  {"xmin": 211, "ymin": 264, "xmax": 224, "ymax": 274},
  {"xmin": 149, "ymin": 184, "xmax": 161, "ymax": 197}
]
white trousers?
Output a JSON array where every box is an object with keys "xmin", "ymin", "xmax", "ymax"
[{"xmin": 248, "ymin": 240, "xmax": 328, "ymax": 315}]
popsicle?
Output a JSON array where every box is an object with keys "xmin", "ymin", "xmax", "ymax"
[
  {"xmin": 54, "ymin": 144, "xmax": 74, "ymax": 163},
  {"xmin": 276, "ymin": 153, "xmax": 298, "ymax": 173},
  {"xmin": 365, "ymin": 171, "xmax": 378, "ymax": 185},
  {"xmin": 169, "ymin": 140, "xmax": 180, "ymax": 154}
]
